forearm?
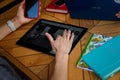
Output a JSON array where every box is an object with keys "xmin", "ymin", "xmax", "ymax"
[
  {"xmin": 45, "ymin": 26, "xmax": 74, "ymax": 80},
  {"xmin": 0, "ymin": 17, "xmax": 22, "ymax": 40},
  {"xmin": 50, "ymin": 54, "xmax": 69, "ymax": 80}
]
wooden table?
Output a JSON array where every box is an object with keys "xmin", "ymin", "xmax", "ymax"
[{"xmin": 0, "ymin": 0, "xmax": 120, "ymax": 80}]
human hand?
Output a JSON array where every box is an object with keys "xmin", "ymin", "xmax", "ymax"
[
  {"xmin": 45, "ymin": 30, "xmax": 74, "ymax": 57},
  {"xmin": 115, "ymin": 11, "xmax": 120, "ymax": 18},
  {"xmin": 13, "ymin": 1, "xmax": 41, "ymax": 26}
]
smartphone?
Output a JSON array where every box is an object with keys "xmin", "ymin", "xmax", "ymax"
[
  {"xmin": 25, "ymin": 0, "xmax": 39, "ymax": 18},
  {"xmin": 54, "ymin": 0, "xmax": 65, "ymax": 7}
]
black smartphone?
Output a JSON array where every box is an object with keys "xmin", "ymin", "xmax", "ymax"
[
  {"xmin": 54, "ymin": 0, "xmax": 65, "ymax": 7},
  {"xmin": 24, "ymin": 0, "xmax": 39, "ymax": 18}
]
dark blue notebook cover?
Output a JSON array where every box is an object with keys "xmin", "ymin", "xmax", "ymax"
[
  {"xmin": 82, "ymin": 36, "xmax": 120, "ymax": 80},
  {"xmin": 65, "ymin": 0, "xmax": 120, "ymax": 21}
]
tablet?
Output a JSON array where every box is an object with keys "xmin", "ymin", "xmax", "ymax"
[{"xmin": 16, "ymin": 19, "xmax": 88, "ymax": 55}]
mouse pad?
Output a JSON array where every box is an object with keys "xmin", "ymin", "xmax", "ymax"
[{"xmin": 16, "ymin": 19, "xmax": 88, "ymax": 55}]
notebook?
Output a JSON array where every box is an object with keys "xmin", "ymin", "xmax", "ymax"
[
  {"xmin": 45, "ymin": 0, "xmax": 68, "ymax": 13},
  {"xmin": 16, "ymin": 19, "xmax": 87, "ymax": 55},
  {"xmin": 64, "ymin": 0, "xmax": 120, "ymax": 21},
  {"xmin": 82, "ymin": 35, "xmax": 120, "ymax": 80}
]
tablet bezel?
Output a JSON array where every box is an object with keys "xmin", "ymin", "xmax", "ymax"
[{"xmin": 16, "ymin": 19, "xmax": 88, "ymax": 56}]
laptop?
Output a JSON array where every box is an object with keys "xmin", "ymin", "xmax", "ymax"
[
  {"xmin": 17, "ymin": 19, "xmax": 87, "ymax": 56},
  {"xmin": 65, "ymin": 0, "xmax": 120, "ymax": 21}
]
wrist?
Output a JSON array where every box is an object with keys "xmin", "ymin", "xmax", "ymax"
[
  {"xmin": 11, "ymin": 17, "xmax": 22, "ymax": 29},
  {"xmin": 55, "ymin": 56, "xmax": 68, "ymax": 68},
  {"xmin": 55, "ymin": 52, "xmax": 69, "ymax": 63}
]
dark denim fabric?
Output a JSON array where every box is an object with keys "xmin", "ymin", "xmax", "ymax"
[{"xmin": 0, "ymin": 57, "xmax": 22, "ymax": 80}]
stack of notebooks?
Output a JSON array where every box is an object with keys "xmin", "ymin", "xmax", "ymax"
[
  {"xmin": 76, "ymin": 34, "xmax": 113, "ymax": 71},
  {"xmin": 77, "ymin": 34, "xmax": 120, "ymax": 80}
]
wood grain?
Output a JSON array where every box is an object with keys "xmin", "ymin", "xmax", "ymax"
[{"xmin": 0, "ymin": 0, "xmax": 120, "ymax": 80}]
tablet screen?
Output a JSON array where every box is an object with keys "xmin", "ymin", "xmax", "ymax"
[{"xmin": 17, "ymin": 19, "xmax": 88, "ymax": 55}]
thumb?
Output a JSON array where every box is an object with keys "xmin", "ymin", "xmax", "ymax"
[
  {"xmin": 45, "ymin": 33, "xmax": 56, "ymax": 52},
  {"xmin": 45, "ymin": 32, "xmax": 54, "ymax": 46}
]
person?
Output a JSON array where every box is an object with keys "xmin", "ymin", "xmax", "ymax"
[
  {"xmin": 116, "ymin": 11, "xmax": 120, "ymax": 18},
  {"xmin": 0, "ymin": 1, "xmax": 35, "ymax": 40},
  {"xmin": 1, "ymin": 1, "xmax": 120, "ymax": 80},
  {"xmin": 0, "ymin": 1, "xmax": 74, "ymax": 80}
]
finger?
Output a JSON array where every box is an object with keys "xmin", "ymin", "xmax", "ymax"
[
  {"xmin": 116, "ymin": 14, "xmax": 120, "ymax": 18},
  {"xmin": 38, "ymin": 6, "xmax": 41, "ymax": 16},
  {"xmin": 70, "ymin": 32, "xmax": 74, "ymax": 43},
  {"xmin": 39, "ymin": 0, "xmax": 41, "ymax": 5},
  {"xmin": 63, "ymin": 29, "xmax": 67, "ymax": 38},
  {"xmin": 116, "ymin": 13, "xmax": 119, "ymax": 16},
  {"xmin": 45, "ymin": 33, "xmax": 57, "ymax": 52},
  {"xmin": 56, "ymin": 35, "xmax": 62, "ymax": 40},
  {"xmin": 67, "ymin": 30, "xmax": 71, "ymax": 39},
  {"xmin": 45, "ymin": 33, "xmax": 54, "ymax": 45},
  {"xmin": 18, "ymin": 1, "xmax": 24, "ymax": 11},
  {"xmin": 20, "ymin": 0, "xmax": 24, "ymax": 7},
  {"xmin": 115, "ymin": 12, "xmax": 120, "ymax": 18},
  {"xmin": 21, "ymin": 0, "xmax": 25, "ymax": 5},
  {"xmin": 38, "ymin": 1, "xmax": 41, "ymax": 16}
]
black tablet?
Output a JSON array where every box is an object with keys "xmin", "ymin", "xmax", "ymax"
[{"xmin": 16, "ymin": 19, "xmax": 87, "ymax": 55}]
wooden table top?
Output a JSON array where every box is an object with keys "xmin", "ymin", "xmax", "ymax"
[{"xmin": 0, "ymin": 0, "xmax": 120, "ymax": 80}]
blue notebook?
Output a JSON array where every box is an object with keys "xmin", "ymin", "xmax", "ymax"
[
  {"xmin": 65, "ymin": 0, "xmax": 120, "ymax": 21},
  {"xmin": 82, "ymin": 36, "xmax": 120, "ymax": 80}
]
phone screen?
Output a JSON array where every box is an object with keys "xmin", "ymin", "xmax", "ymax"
[
  {"xmin": 54, "ymin": 0, "xmax": 65, "ymax": 7},
  {"xmin": 25, "ymin": 0, "xmax": 39, "ymax": 18}
]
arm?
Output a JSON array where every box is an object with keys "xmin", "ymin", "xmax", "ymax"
[
  {"xmin": 45, "ymin": 30, "xmax": 74, "ymax": 80},
  {"xmin": 0, "ymin": 1, "xmax": 41, "ymax": 40}
]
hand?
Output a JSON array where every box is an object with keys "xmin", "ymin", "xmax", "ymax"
[
  {"xmin": 45, "ymin": 30, "xmax": 74, "ymax": 56},
  {"xmin": 115, "ymin": 11, "xmax": 120, "ymax": 18},
  {"xmin": 13, "ymin": 1, "xmax": 41, "ymax": 26},
  {"xmin": 47, "ymin": 30, "xmax": 74, "ymax": 80}
]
